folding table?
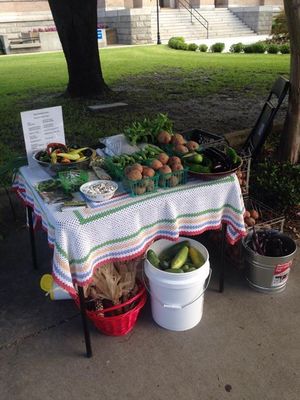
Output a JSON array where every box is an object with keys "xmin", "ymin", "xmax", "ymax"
[{"xmin": 14, "ymin": 165, "xmax": 247, "ymax": 357}]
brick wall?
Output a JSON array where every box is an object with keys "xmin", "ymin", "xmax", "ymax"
[
  {"xmin": 230, "ymin": 5, "xmax": 281, "ymax": 34},
  {"xmin": 0, "ymin": 1, "xmax": 53, "ymax": 35},
  {"xmin": 228, "ymin": 0, "xmax": 283, "ymax": 6},
  {"xmin": 98, "ymin": 8, "xmax": 152, "ymax": 44},
  {"xmin": 263, "ymin": 0, "xmax": 283, "ymax": 5},
  {"xmin": 0, "ymin": 1, "xmax": 50, "ymax": 13},
  {"xmin": 0, "ymin": 0, "xmax": 284, "ymax": 42}
]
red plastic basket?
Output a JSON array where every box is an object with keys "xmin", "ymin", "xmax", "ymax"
[{"xmin": 75, "ymin": 284, "xmax": 147, "ymax": 336}]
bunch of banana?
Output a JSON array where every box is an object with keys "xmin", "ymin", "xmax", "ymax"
[
  {"xmin": 42, "ymin": 143, "xmax": 93, "ymax": 164},
  {"xmin": 54, "ymin": 147, "xmax": 91, "ymax": 164}
]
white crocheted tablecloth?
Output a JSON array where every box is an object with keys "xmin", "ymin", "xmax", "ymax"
[{"xmin": 14, "ymin": 166, "xmax": 246, "ymax": 294}]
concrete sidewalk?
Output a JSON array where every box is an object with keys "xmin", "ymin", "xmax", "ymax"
[
  {"xmin": 0, "ymin": 191, "xmax": 299, "ymax": 400},
  {"xmin": 2, "ymin": 34, "xmax": 271, "ymax": 57}
]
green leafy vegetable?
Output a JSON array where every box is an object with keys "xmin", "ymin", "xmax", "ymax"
[{"xmin": 124, "ymin": 113, "xmax": 173, "ymax": 145}]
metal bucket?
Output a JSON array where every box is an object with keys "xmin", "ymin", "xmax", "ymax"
[{"xmin": 242, "ymin": 232, "xmax": 297, "ymax": 293}]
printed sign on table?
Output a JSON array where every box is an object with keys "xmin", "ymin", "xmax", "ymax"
[{"xmin": 21, "ymin": 106, "xmax": 65, "ymax": 167}]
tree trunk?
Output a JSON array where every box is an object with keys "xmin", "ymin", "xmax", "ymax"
[
  {"xmin": 48, "ymin": 0, "xmax": 109, "ymax": 98},
  {"xmin": 280, "ymin": 0, "xmax": 300, "ymax": 164}
]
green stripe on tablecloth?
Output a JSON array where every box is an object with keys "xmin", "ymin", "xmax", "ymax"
[
  {"xmin": 55, "ymin": 202, "xmax": 242, "ymax": 264},
  {"xmin": 74, "ymin": 176, "xmax": 235, "ymax": 224}
]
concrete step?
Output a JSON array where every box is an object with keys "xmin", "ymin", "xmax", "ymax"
[
  {"xmin": 153, "ymin": 18, "xmax": 248, "ymax": 27},
  {"xmin": 153, "ymin": 14, "xmax": 245, "ymax": 21},
  {"xmin": 153, "ymin": 27, "xmax": 254, "ymax": 34},
  {"xmin": 155, "ymin": 24, "xmax": 250, "ymax": 30},
  {"xmin": 151, "ymin": 8, "xmax": 255, "ymax": 41},
  {"xmin": 154, "ymin": 19, "xmax": 247, "ymax": 27},
  {"xmin": 154, "ymin": 32, "xmax": 256, "ymax": 38}
]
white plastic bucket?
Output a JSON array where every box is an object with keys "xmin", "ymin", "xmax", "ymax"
[{"xmin": 144, "ymin": 237, "xmax": 211, "ymax": 331}]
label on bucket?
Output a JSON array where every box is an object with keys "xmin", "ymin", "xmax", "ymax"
[
  {"xmin": 272, "ymin": 261, "xmax": 292, "ymax": 287},
  {"xmin": 274, "ymin": 261, "xmax": 292, "ymax": 275}
]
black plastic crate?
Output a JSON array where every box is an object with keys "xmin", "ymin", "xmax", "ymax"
[{"xmin": 180, "ymin": 128, "xmax": 227, "ymax": 148}]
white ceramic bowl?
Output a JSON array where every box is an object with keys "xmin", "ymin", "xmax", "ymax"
[{"xmin": 80, "ymin": 180, "xmax": 118, "ymax": 202}]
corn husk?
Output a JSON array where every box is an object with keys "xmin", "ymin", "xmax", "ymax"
[
  {"xmin": 90, "ymin": 263, "xmax": 122, "ymax": 305},
  {"xmin": 114, "ymin": 260, "xmax": 138, "ymax": 295},
  {"xmin": 85, "ymin": 258, "xmax": 141, "ymax": 313}
]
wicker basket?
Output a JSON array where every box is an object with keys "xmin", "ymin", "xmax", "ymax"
[{"xmin": 75, "ymin": 284, "xmax": 147, "ymax": 336}]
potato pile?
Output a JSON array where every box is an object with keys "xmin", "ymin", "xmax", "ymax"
[
  {"xmin": 152, "ymin": 153, "xmax": 186, "ymax": 188},
  {"xmin": 157, "ymin": 131, "xmax": 199, "ymax": 155},
  {"xmin": 124, "ymin": 163, "xmax": 156, "ymax": 195},
  {"xmin": 124, "ymin": 151, "xmax": 186, "ymax": 194},
  {"xmin": 244, "ymin": 208, "xmax": 260, "ymax": 227},
  {"xmin": 236, "ymin": 168, "xmax": 248, "ymax": 194}
]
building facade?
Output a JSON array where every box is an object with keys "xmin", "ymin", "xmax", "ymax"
[{"xmin": 0, "ymin": 0, "xmax": 284, "ymax": 45}]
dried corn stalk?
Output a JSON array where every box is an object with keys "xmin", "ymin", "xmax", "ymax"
[
  {"xmin": 115, "ymin": 260, "xmax": 138, "ymax": 295},
  {"xmin": 85, "ymin": 259, "xmax": 141, "ymax": 313},
  {"xmin": 115, "ymin": 259, "xmax": 139, "ymax": 311},
  {"xmin": 89, "ymin": 263, "xmax": 122, "ymax": 305}
]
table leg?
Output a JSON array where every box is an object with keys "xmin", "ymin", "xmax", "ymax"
[
  {"xmin": 219, "ymin": 223, "xmax": 226, "ymax": 293},
  {"xmin": 27, "ymin": 205, "xmax": 38, "ymax": 270},
  {"xmin": 78, "ymin": 286, "xmax": 92, "ymax": 358}
]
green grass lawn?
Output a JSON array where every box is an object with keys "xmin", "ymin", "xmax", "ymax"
[{"xmin": 0, "ymin": 45, "xmax": 290, "ymax": 165}]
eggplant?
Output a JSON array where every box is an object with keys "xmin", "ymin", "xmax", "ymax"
[
  {"xmin": 203, "ymin": 147, "xmax": 232, "ymax": 171},
  {"xmin": 212, "ymin": 163, "xmax": 227, "ymax": 173}
]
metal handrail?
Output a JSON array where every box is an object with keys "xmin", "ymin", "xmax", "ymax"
[{"xmin": 177, "ymin": 0, "xmax": 209, "ymax": 39}]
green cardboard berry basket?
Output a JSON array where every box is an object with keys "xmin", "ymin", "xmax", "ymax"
[
  {"xmin": 158, "ymin": 168, "xmax": 188, "ymax": 189},
  {"xmin": 123, "ymin": 175, "xmax": 159, "ymax": 197}
]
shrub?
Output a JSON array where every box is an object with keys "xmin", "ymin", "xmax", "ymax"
[
  {"xmin": 267, "ymin": 44, "xmax": 279, "ymax": 54},
  {"xmin": 250, "ymin": 161, "xmax": 300, "ymax": 211},
  {"xmin": 243, "ymin": 44, "xmax": 254, "ymax": 54},
  {"xmin": 0, "ymin": 143, "xmax": 21, "ymax": 186},
  {"xmin": 168, "ymin": 36, "xmax": 185, "ymax": 49},
  {"xmin": 198, "ymin": 44, "xmax": 208, "ymax": 52},
  {"xmin": 177, "ymin": 41, "xmax": 188, "ymax": 50},
  {"xmin": 188, "ymin": 43, "xmax": 198, "ymax": 51},
  {"xmin": 280, "ymin": 43, "xmax": 290, "ymax": 54},
  {"xmin": 33, "ymin": 26, "xmax": 57, "ymax": 32},
  {"xmin": 244, "ymin": 42, "xmax": 267, "ymax": 54},
  {"xmin": 168, "ymin": 37, "xmax": 177, "ymax": 49},
  {"xmin": 251, "ymin": 41, "xmax": 267, "ymax": 53},
  {"xmin": 230, "ymin": 42, "xmax": 244, "ymax": 53},
  {"xmin": 271, "ymin": 11, "xmax": 289, "ymax": 42},
  {"xmin": 210, "ymin": 42, "xmax": 225, "ymax": 53},
  {"xmin": 97, "ymin": 23, "xmax": 109, "ymax": 29}
]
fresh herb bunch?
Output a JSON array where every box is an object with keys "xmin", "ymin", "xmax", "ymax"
[
  {"xmin": 250, "ymin": 160, "xmax": 300, "ymax": 211},
  {"xmin": 124, "ymin": 113, "xmax": 173, "ymax": 145}
]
